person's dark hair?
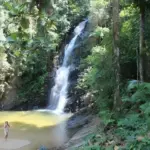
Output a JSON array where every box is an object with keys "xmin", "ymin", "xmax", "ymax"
[{"xmin": 5, "ymin": 121, "xmax": 9, "ymax": 125}]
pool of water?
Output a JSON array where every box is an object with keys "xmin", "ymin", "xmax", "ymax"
[{"xmin": 0, "ymin": 110, "xmax": 71, "ymax": 150}]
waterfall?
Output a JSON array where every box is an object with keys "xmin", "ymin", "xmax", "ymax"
[{"xmin": 48, "ymin": 20, "xmax": 87, "ymax": 114}]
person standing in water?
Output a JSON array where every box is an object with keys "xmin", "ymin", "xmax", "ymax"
[{"xmin": 4, "ymin": 121, "xmax": 10, "ymax": 141}]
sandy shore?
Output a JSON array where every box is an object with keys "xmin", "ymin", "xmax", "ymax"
[{"xmin": 0, "ymin": 139, "xmax": 30, "ymax": 150}]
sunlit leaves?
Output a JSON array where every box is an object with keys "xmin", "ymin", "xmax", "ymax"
[
  {"xmin": 0, "ymin": 47, "xmax": 13, "ymax": 98},
  {"xmin": 120, "ymin": 4, "xmax": 139, "ymax": 18},
  {"xmin": 14, "ymin": 50, "xmax": 21, "ymax": 57},
  {"xmin": 4, "ymin": 1, "xmax": 30, "ymax": 16},
  {"xmin": 90, "ymin": 27, "xmax": 109, "ymax": 38},
  {"xmin": 89, "ymin": 0, "xmax": 109, "ymax": 26},
  {"xmin": 0, "ymin": 0, "xmax": 89, "ymax": 104}
]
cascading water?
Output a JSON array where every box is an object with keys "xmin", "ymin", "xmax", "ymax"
[{"xmin": 48, "ymin": 20, "xmax": 87, "ymax": 114}]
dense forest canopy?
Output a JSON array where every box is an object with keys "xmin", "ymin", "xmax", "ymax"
[
  {"xmin": 1, "ymin": 0, "xmax": 150, "ymax": 149},
  {"xmin": 0, "ymin": 0, "xmax": 89, "ymax": 107}
]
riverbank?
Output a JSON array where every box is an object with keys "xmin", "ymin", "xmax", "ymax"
[{"xmin": 64, "ymin": 116, "xmax": 100, "ymax": 150}]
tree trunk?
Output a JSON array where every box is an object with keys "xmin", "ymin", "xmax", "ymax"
[
  {"xmin": 112, "ymin": 0, "xmax": 121, "ymax": 109},
  {"xmin": 139, "ymin": 5, "xmax": 145, "ymax": 82},
  {"xmin": 136, "ymin": 47, "xmax": 139, "ymax": 81}
]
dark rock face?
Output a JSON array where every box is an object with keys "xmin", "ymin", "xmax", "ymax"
[
  {"xmin": 64, "ymin": 22, "xmax": 100, "ymax": 113},
  {"xmin": 67, "ymin": 115, "xmax": 92, "ymax": 129},
  {"xmin": 68, "ymin": 68, "xmax": 79, "ymax": 82},
  {"xmin": 8, "ymin": 97, "xmax": 47, "ymax": 111},
  {"xmin": 63, "ymin": 29, "xmax": 90, "ymax": 112},
  {"xmin": 64, "ymin": 116, "xmax": 100, "ymax": 150}
]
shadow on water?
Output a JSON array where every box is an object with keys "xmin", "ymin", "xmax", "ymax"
[{"xmin": 0, "ymin": 110, "xmax": 71, "ymax": 150}]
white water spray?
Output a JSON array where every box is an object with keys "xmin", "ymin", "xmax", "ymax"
[{"xmin": 48, "ymin": 20, "xmax": 87, "ymax": 114}]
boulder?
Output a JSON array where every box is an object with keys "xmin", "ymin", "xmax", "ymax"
[{"xmin": 81, "ymin": 92, "xmax": 94, "ymax": 106}]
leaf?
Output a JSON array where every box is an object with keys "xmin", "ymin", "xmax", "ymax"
[
  {"xmin": 114, "ymin": 146, "xmax": 119, "ymax": 150},
  {"xmin": 18, "ymin": 2, "xmax": 29, "ymax": 12},
  {"xmin": 10, "ymin": 33, "xmax": 18, "ymax": 40},
  {"xmin": 117, "ymin": 114, "xmax": 140, "ymax": 128},
  {"xmin": 90, "ymin": 27, "xmax": 109, "ymax": 38},
  {"xmin": 21, "ymin": 17, "xmax": 29, "ymax": 29},
  {"xmin": 3, "ymin": 2, "xmax": 13, "ymax": 11},
  {"xmin": 4, "ymin": 2, "xmax": 19, "ymax": 15},
  {"xmin": 14, "ymin": 50, "xmax": 20, "ymax": 57}
]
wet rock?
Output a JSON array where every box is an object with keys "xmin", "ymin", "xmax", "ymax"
[
  {"xmin": 67, "ymin": 107, "xmax": 93, "ymax": 129},
  {"xmin": 68, "ymin": 69, "xmax": 79, "ymax": 82},
  {"xmin": 67, "ymin": 115, "xmax": 92, "ymax": 129},
  {"xmin": 64, "ymin": 117, "xmax": 100, "ymax": 150},
  {"xmin": 38, "ymin": 146, "xmax": 48, "ymax": 150},
  {"xmin": 33, "ymin": 106, "xmax": 39, "ymax": 110},
  {"xmin": 49, "ymin": 147, "xmax": 65, "ymax": 150},
  {"xmin": 81, "ymin": 92, "xmax": 94, "ymax": 106}
]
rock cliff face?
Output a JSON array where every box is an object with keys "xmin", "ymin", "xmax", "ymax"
[
  {"xmin": 1, "ymin": 76, "xmax": 21, "ymax": 110},
  {"xmin": 0, "ymin": 53, "xmax": 22, "ymax": 110},
  {"xmin": 64, "ymin": 116, "xmax": 100, "ymax": 150}
]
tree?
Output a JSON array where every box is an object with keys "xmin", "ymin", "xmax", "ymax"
[
  {"xmin": 136, "ymin": 0, "xmax": 146, "ymax": 82},
  {"xmin": 112, "ymin": 0, "xmax": 121, "ymax": 109},
  {"xmin": 132, "ymin": 0, "xmax": 150, "ymax": 81}
]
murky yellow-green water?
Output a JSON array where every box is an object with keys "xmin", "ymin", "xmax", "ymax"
[{"xmin": 0, "ymin": 110, "xmax": 71, "ymax": 150}]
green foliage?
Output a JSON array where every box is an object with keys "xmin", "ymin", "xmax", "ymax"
[
  {"xmin": 0, "ymin": 0, "xmax": 89, "ymax": 104},
  {"xmin": 99, "ymin": 110, "xmax": 115, "ymax": 126},
  {"xmin": 77, "ymin": 26, "xmax": 114, "ymax": 112},
  {"xmin": 89, "ymin": 0, "xmax": 109, "ymax": 27},
  {"xmin": 1, "ymin": 0, "xmax": 150, "ymax": 148},
  {"xmin": 77, "ymin": 45, "xmax": 114, "ymax": 110},
  {"xmin": 90, "ymin": 27, "xmax": 109, "ymax": 38},
  {"xmin": 114, "ymin": 81, "xmax": 150, "ymax": 149},
  {"xmin": 124, "ymin": 82, "xmax": 150, "ymax": 103},
  {"xmin": 120, "ymin": 137, "xmax": 150, "ymax": 150},
  {"xmin": 120, "ymin": 4, "xmax": 139, "ymax": 64},
  {"xmin": 118, "ymin": 114, "xmax": 140, "ymax": 128},
  {"xmin": 76, "ymin": 0, "xmax": 150, "ymax": 149}
]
